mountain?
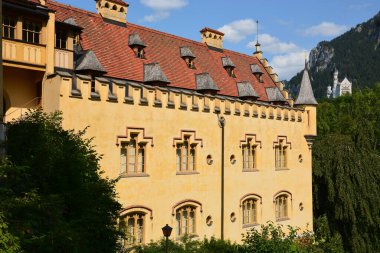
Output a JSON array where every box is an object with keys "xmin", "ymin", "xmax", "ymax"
[{"xmin": 287, "ymin": 11, "xmax": 380, "ymax": 99}]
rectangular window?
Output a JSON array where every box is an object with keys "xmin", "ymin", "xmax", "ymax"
[
  {"xmin": 242, "ymin": 140, "xmax": 256, "ymax": 171},
  {"xmin": 176, "ymin": 137, "xmax": 196, "ymax": 172},
  {"xmin": 275, "ymin": 140, "xmax": 287, "ymax": 169},
  {"xmin": 120, "ymin": 138, "xmax": 146, "ymax": 175},
  {"xmin": 22, "ymin": 21, "xmax": 41, "ymax": 44},
  {"xmin": 2, "ymin": 17, "xmax": 16, "ymax": 39},
  {"xmin": 55, "ymin": 30, "xmax": 67, "ymax": 49}
]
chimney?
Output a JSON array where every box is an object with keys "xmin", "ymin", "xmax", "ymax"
[
  {"xmin": 200, "ymin": 27, "xmax": 224, "ymax": 50},
  {"xmin": 96, "ymin": 0, "xmax": 129, "ymax": 25}
]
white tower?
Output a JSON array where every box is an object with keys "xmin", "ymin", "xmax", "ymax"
[{"xmin": 332, "ymin": 69, "xmax": 339, "ymax": 98}]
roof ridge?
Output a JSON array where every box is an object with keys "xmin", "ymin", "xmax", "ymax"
[{"xmin": 47, "ymin": 0, "xmax": 99, "ymax": 17}]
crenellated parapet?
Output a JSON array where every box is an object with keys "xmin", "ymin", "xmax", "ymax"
[{"xmin": 46, "ymin": 72, "xmax": 306, "ymax": 125}]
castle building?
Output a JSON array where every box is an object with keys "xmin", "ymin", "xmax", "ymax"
[
  {"xmin": 327, "ymin": 68, "xmax": 352, "ymax": 98},
  {"xmin": 2, "ymin": 0, "xmax": 317, "ymax": 247}
]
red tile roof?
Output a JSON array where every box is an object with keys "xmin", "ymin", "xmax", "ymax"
[
  {"xmin": 46, "ymin": 0, "xmax": 280, "ymax": 102},
  {"xmin": 108, "ymin": 0, "xmax": 129, "ymax": 7}
]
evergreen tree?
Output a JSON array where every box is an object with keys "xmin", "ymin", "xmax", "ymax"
[
  {"xmin": 0, "ymin": 110, "xmax": 122, "ymax": 253},
  {"xmin": 313, "ymin": 86, "xmax": 380, "ymax": 252}
]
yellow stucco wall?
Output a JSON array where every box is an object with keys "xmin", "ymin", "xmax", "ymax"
[{"xmin": 44, "ymin": 75, "xmax": 315, "ymax": 242}]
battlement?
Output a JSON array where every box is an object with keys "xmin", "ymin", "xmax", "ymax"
[{"xmin": 45, "ymin": 73, "xmax": 305, "ymax": 124}]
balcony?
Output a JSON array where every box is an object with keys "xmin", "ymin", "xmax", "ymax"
[
  {"xmin": 2, "ymin": 38, "xmax": 46, "ymax": 70},
  {"xmin": 55, "ymin": 48, "xmax": 73, "ymax": 69}
]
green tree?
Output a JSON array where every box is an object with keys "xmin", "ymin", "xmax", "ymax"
[
  {"xmin": 0, "ymin": 212, "xmax": 22, "ymax": 253},
  {"xmin": 0, "ymin": 110, "xmax": 122, "ymax": 253},
  {"xmin": 313, "ymin": 86, "xmax": 380, "ymax": 252}
]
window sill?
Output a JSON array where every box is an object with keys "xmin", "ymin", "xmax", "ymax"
[
  {"xmin": 243, "ymin": 223, "xmax": 259, "ymax": 229},
  {"xmin": 176, "ymin": 171, "xmax": 200, "ymax": 176},
  {"xmin": 275, "ymin": 168, "xmax": 290, "ymax": 171},
  {"xmin": 119, "ymin": 173, "xmax": 150, "ymax": 178},
  {"xmin": 242, "ymin": 169, "xmax": 259, "ymax": 173},
  {"xmin": 276, "ymin": 218, "xmax": 290, "ymax": 222}
]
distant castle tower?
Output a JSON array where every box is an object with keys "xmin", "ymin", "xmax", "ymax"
[{"xmin": 327, "ymin": 68, "xmax": 352, "ymax": 98}]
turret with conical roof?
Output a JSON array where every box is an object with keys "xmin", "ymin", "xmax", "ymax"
[{"xmin": 294, "ymin": 64, "xmax": 318, "ymax": 106}]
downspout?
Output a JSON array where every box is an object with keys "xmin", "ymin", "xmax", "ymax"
[{"xmin": 218, "ymin": 113, "xmax": 226, "ymax": 240}]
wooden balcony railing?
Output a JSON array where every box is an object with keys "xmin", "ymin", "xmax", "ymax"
[{"xmin": 2, "ymin": 39, "xmax": 46, "ymax": 67}]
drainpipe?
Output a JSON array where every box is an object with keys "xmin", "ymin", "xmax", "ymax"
[{"xmin": 217, "ymin": 113, "xmax": 226, "ymax": 240}]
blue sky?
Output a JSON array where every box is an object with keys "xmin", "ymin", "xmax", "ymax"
[{"xmin": 57, "ymin": 0, "xmax": 380, "ymax": 80}]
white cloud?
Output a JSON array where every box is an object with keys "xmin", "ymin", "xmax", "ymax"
[
  {"xmin": 140, "ymin": 0, "xmax": 188, "ymax": 22},
  {"xmin": 303, "ymin": 22, "xmax": 349, "ymax": 37},
  {"xmin": 270, "ymin": 51, "xmax": 308, "ymax": 80},
  {"xmin": 247, "ymin": 34, "xmax": 300, "ymax": 54},
  {"xmin": 218, "ymin": 19, "xmax": 257, "ymax": 43}
]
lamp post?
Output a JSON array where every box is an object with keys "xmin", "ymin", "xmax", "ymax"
[
  {"xmin": 217, "ymin": 113, "xmax": 226, "ymax": 240},
  {"xmin": 161, "ymin": 224, "xmax": 172, "ymax": 253}
]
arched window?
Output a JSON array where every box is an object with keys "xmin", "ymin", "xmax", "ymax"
[
  {"xmin": 275, "ymin": 194, "xmax": 290, "ymax": 221},
  {"xmin": 175, "ymin": 205, "xmax": 196, "ymax": 236},
  {"xmin": 120, "ymin": 7, "xmax": 125, "ymax": 13},
  {"xmin": 119, "ymin": 212, "xmax": 146, "ymax": 246},
  {"xmin": 112, "ymin": 5, "xmax": 118, "ymax": 10},
  {"xmin": 105, "ymin": 2, "xmax": 110, "ymax": 8},
  {"xmin": 242, "ymin": 198, "xmax": 258, "ymax": 226}
]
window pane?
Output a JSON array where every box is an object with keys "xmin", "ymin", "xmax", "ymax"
[
  {"xmin": 190, "ymin": 148, "xmax": 195, "ymax": 171},
  {"xmin": 138, "ymin": 148, "xmax": 144, "ymax": 173},
  {"xmin": 120, "ymin": 147, "xmax": 127, "ymax": 174},
  {"xmin": 176, "ymin": 147, "xmax": 181, "ymax": 171},
  {"xmin": 176, "ymin": 212, "xmax": 181, "ymax": 236}
]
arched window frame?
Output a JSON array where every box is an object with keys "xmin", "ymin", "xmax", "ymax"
[
  {"xmin": 119, "ymin": 206, "xmax": 152, "ymax": 247},
  {"xmin": 240, "ymin": 194, "xmax": 262, "ymax": 228},
  {"xmin": 172, "ymin": 200, "xmax": 202, "ymax": 238},
  {"xmin": 273, "ymin": 191, "xmax": 292, "ymax": 221}
]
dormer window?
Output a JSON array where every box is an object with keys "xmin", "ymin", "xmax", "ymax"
[
  {"xmin": 134, "ymin": 47, "xmax": 145, "ymax": 59},
  {"xmin": 251, "ymin": 64, "xmax": 264, "ymax": 83},
  {"xmin": 184, "ymin": 57, "xmax": 195, "ymax": 69},
  {"xmin": 129, "ymin": 33, "xmax": 146, "ymax": 59},
  {"xmin": 180, "ymin": 47, "xmax": 196, "ymax": 69},
  {"xmin": 222, "ymin": 57, "xmax": 236, "ymax": 78},
  {"xmin": 225, "ymin": 66, "xmax": 236, "ymax": 78}
]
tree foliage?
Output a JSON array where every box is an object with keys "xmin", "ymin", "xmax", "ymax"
[
  {"xmin": 313, "ymin": 86, "xmax": 380, "ymax": 252},
  {"xmin": 0, "ymin": 110, "xmax": 122, "ymax": 253}
]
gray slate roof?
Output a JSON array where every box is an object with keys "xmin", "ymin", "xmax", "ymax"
[
  {"xmin": 250, "ymin": 64, "xmax": 263, "ymax": 74},
  {"xmin": 221, "ymin": 57, "xmax": 235, "ymax": 68},
  {"xmin": 180, "ymin": 47, "xmax": 196, "ymax": 58},
  {"xmin": 144, "ymin": 63, "xmax": 170, "ymax": 83},
  {"xmin": 237, "ymin": 82, "xmax": 259, "ymax": 98},
  {"xmin": 294, "ymin": 68, "xmax": 318, "ymax": 105},
  {"xmin": 195, "ymin": 73, "xmax": 220, "ymax": 91},
  {"xmin": 129, "ymin": 33, "xmax": 146, "ymax": 47},
  {"xmin": 266, "ymin": 87, "xmax": 287, "ymax": 102},
  {"xmin": 64, "ymin": 17, "xmax": 78, "ymax": 26},
  {"xmin": 76, "ymin": 50, "xmax": 107, "ymax": 73}
]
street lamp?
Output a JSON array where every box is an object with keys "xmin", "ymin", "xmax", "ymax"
[{"xmin": 161, "ymin": 224, "xmax": 172, "ymax": 253}]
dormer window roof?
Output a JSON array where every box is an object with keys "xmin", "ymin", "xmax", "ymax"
[
  {"xmin": 180, "ymin": 47, "xmax": 196, "ymax": 69},
  {"xmin": 222, "ymin": 57, "xmax": 235, "ymax": 68},
  {"xmin": 251, "ymin": 64, "xmax": 263, "ymax": 74},
  {"xmin": 251, "ymin": 64, "xmax": 264, "ymax": 82},
  {"xmin": 144, "ymin": 63, "xmax": 170, "ymax": 85},
  {"xmin": 180, "ymin": 47, "xmax": 196, "ymax": 58},
  {"xmin": 129, "ymin": 33, "xmax": 146, "ymax": 58},
  {"xmin": 129, "ymin": 33, "xmax": 146, "ymax": 48},
  {"xmin": 237, "ymin": 81, "xmax": 259, "ymax": 100},
  {"xmin": 76, "ymin": 50, "xmax": 107, "ymax": 74},
  {"xmin": 222, "ymin": 57, "xmax": 236, "ymax": 78},
  {"xmin": 195, "ymin": 73, "xmax": 220, "ymax": 92}
]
